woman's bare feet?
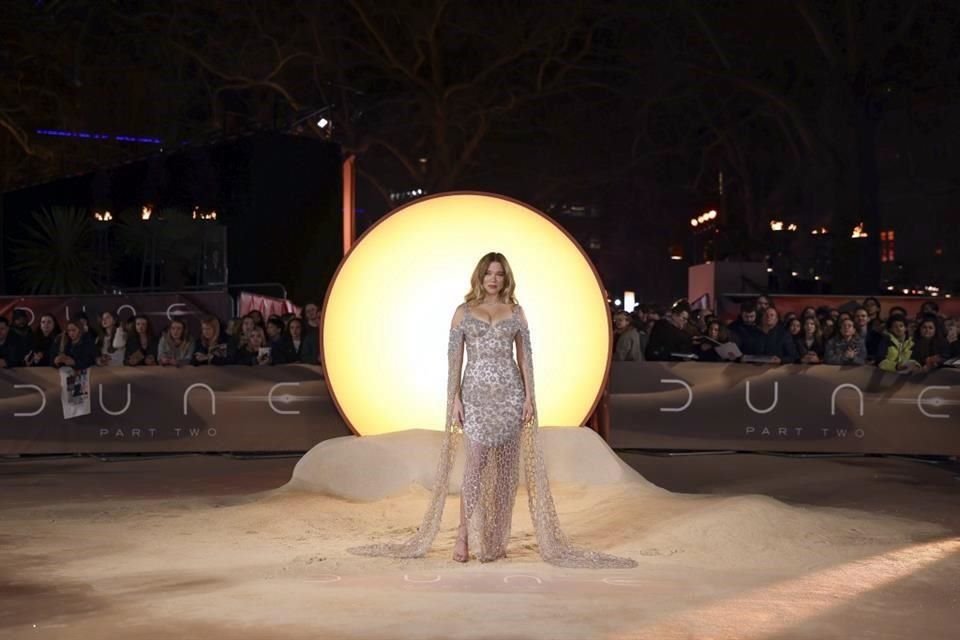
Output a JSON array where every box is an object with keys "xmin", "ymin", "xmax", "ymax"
[{"xmin": 453, "ymin": 524, "xmax": 469, "ymax": 562}]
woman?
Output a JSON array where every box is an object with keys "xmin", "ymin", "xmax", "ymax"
[
  {"xmin": 821, "ymin": 317, "xmax": 837, "ymax": 341},
  {"xmin": 228, "ymin": 314, "xmax": 257, "ymax": 356},
  {"xmin": 348, "ymin": 252, "xmax": 636, "ymax": 568},
  {"xmin": 52, "ymin": 320, "xmax": 98, "ymax": 370},
  {"xmin": 25, "ymin": 314, "xmax": 60, "ymax": 367},
  {"xmin": 696, "ymin": 319, "xmax": 731, "ymax": 362},
  {"xmin": 232, "ymin": 326, "xmax": 271, "ymax": 366},
  {"xmin": 911, "ymin": 314, "xmax": 949, "ymax": 371},
  {"xmin": 192, "ymin": 316, "xmax": 230, "ymax": 366},
  {"xmin": 158, "ymin": 319, "xmax": 194, "ymax": 366},
  {"xmin": 786, "ymin": 317, "xmax": 802, "ymax": 340},
  {"xmin": 795, "ymin": 317, "xmax": 824, "ymax": 364},
  {"xmin": 612, "ymin": 311, "xmax": 643, "ymax": 361},
  {"xmin": 124, "ymin": 315, "xmax": 158, "ymax": 366},
  {"xmin": 272, "ymin": 317, "xmax": 305, "ymax": 364},
  {"xmin": 95, "ymin": 310, "xmax": 127, "ymax": 367},
  {"xmin": 825, "ymin": 317, "xmax": 867, "ymax": 365}
]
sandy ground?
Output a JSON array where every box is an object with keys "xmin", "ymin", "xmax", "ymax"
[{"xmin": 1, "ymin": 431, "xmax": 958, "ymax": 640}]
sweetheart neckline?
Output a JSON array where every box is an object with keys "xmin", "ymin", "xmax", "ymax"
[{"xmin": 463, "ymin": 307, "xmax": 517, "ymax": 330}]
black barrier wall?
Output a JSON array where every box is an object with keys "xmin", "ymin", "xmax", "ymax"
[
  {"xmin": 0, "ymin": 365, "xmax": 351, "ymax": 454},
  {"xmin": 608, "ymin": 362, "xmax": 960, "ymax": 455},
  {"xmin": 2, "ymin": 362, "xmax": 957, "ymax": 455}
]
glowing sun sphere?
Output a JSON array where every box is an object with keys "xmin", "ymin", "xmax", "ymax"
[{"xmin": 322, "ymin": 192, "xmax": 611, "ymax": 436}]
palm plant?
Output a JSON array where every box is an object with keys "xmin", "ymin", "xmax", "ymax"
[{"xmin": 10, "ymin": 206, "xmax": 100, "ymax": 294}]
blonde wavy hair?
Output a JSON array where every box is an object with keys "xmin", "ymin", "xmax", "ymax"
[{"xmin": 464, "ymin": 252, "xmax": 518, "ymax": 305}]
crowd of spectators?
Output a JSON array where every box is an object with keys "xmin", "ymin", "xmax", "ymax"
[
  {"xmin": 613, "ymin": 295, "xmax": 960, "ymax": 373},
  {"xmin": 0, "ymin": 302, "xmax": 324, "ymax": 370}
]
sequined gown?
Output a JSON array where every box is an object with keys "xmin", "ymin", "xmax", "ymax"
[{"xmin": 348, "ymin": 304, "xmax": 636, "ymax": 568}]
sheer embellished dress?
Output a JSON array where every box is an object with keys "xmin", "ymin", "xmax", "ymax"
[{"xmin": 348, "ymin": 304, "xmax": 636, "ymax": 568}]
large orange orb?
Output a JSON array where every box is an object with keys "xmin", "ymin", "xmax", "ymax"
[{"xmin": 322, "ymin": 193, "xmax": 611, "ymax": 436}]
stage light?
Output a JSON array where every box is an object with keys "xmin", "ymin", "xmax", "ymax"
[
  {"xmin": 624, "ymin": 291, "xmax": 636, "ymax": 313},
  {"xmin": 614, "ymin": 299, "xmax": 622, "ymax": 306},
  {"xmin": 322, "ymin": 193, "xmax": 611, "ymax": 436},
  {"xmin": 141, "ymin": 205, "xmax": 152, "ymax": 221},
  {"xmin": 317, "ymin": 117, "xmax": 330, "ymax": 128},
  {"xmin": 690, "ymin": 219, "xmax": 699, "ymax": 227},
  {"xmin": 770, "ymin": 220, "xmax": 783, "ymax": 231}
]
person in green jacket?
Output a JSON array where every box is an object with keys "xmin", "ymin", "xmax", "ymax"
[{"xmin": 878, "ymin": 316, "xmax": 920, "ymax": 373}]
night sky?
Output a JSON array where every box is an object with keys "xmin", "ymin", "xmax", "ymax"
[{"xmin": 2, "ymin": 0, "xmax": 959, "ymax": 300}]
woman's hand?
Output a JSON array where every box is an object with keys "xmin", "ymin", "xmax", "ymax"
[
  {"xmin": 522, "ymin": 397, "xmax": 534, "ymax": 424},
  {"xmin": 452, "ymin": 395, "xmax": 464, "ymax": 427}
]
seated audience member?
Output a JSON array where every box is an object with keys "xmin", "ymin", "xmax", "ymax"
[
  {"xmin": 74, "ymin": 311, "xmax": 95, "ymax": 340},
  {"xmin": 248, "ymin": 309, "xmax": 265, "ymax": 328},
  {"xmin": 303, "ymin": 302, "xmax": 320, "ymax": 333},
  {"xmin": 613, "ymin": 311, "xmax": 643, "ymax": 361},
  {"xmin": 273, "ymin": 317, "xmax": 307, "ymax": 364},
  {"xmin": 124, "ymin": 315, "xmax": 158, "ymax": 366},
  {"xmin": 852, "ymin": 305, "xmax": 883, "ymax": 360},
  {"xmin": 801, "ymin": 306, "xmax": 818, "ymax": 320},
  {"xmin": 0, "ymin": 316, "xmax": 27, "ymax": 369},
  {"xmin": 301, "ymin": 315, "xmax": 321, "ymax": 365},
  {"xmin": 645, "ymin": 301, "xmax": 694, "ymax": 361},
  {"xmin": 824, "ymin": 317, "xmax": 867, "ymax": 365},
  {"xmin": 911, "ymin": 314, "xmax": 949, "ymax": 371},
  {"xmin": 51, "ymin": 320, "xmax": 98, "ymax": 369},
  {"xmin": 25, "ymin": 314, "xmax": 60, "ymax": 367},
  {"xmin": 224, "ymin": 317, "xmax": 241, "ymax": 339},
  {"xmin": 757, "ymin": 306, "xmax": 797, "ymax": 363},
  {"xmin": 158, "ymin": 319, "xmax": 195, "ymax": 366},
  {"xmin": 229, "ymin": 314, "xmax": 257, "ymax": 355},
  {"xmin": 95, "ymin": 310, "xmax": 127, "ymax": 367},
  {"xmin": 266, "ymin": 317, "xmax": 285, "ymax": 349},
  {"xmin": 945, "ymin": 318, "xmax": 960, "ymax": 358},
  {"xmin": 755, "ymin": 294, "xmax": 772, "ymax": 316},
  {"xmin": 10, "ymin": 309, "xmax": 33, "ymax": 349},
  {"xmin": 233, "ymin": 326, "xmax": 272, "ymax": 366},
  {"xmin": 786, "ymin": 317, "xmax": 802, "ymax": 340},
  {"xmin": 795, "ymin": 317, "xmax": 825, "ymax": 364},
  {"xmin": 192, "ymin": 316, "xmax": 230, "ymax": 366},
  {"xmin": 697, "ymin": 320, "xmax": 736, "ymax": 362},
  {"xmin": 727, "ymin": 300, "xmax": 765, "ymax": 356},
  {"xmin": 852, "ymin": 306, "xmax": 870, "ymax": 338},
  {"xmin": 821, "ymin": 316, "xmax": 837, "ymax": 341},
  {"xmin": 877, "ymin": 316, "xmax": 920, "ymax": 373},
  {"xmin": 863, "ymin": 296, "xmax": 881, "ymax": 321}
]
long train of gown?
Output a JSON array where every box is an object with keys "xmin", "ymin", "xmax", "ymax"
[{"xmin": 348, "ymin": 304, "xmax": 636, "ymax": 568}]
